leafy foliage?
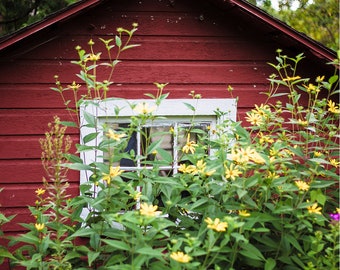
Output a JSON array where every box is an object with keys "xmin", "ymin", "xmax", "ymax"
[
  {"xmin": 1, "ymin": 25, "xmax": 339, "ymax": 269},
  {"xmin": 250, "ymin": 0, "xmax": 339, "ymax": 50},
  {"xmin": 0, "ymin": 0, "xmax": 79, "ymax": 36}
]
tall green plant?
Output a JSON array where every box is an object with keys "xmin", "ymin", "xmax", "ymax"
[{"xmin": 5, "ymin": 20, "xmax": 339, "ymax": 269}]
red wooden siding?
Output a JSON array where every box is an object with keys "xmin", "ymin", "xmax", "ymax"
[{"xmin": 0, "ymin": 0, "xmax": 335, "ymax": 257}]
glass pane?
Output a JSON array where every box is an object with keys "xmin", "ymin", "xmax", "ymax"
[
  {"xmin": 103, "ymin": 121, "xmax": 211, "ymax": 174},
  {"xmin": 177, "ymin": 122, "xmax": 211, "ymax": 155}
]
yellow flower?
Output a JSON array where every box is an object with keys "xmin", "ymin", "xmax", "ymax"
[
  {"xmin": 130, "ymin": 191, "xmax": 141, "ymax": 201},
  {"xmin": 204, "ymin": 217, "xmax": 228, "ymax": 232},
  {"xmin": 35, "ymin": 188, "xmax": 45, "ymax": 196},
  {"xmin": 134, "ymin": 102, "xmax": 156, "ymax": 114},
  {"xmin": 86, "ymin": 53, "xmax": 101, "ymax": 61},
  {"xmin": 224, "ymin": 164, "xmax": 242, "ymax": 180},
  {"xmin": 307, "ymin": 202, "xmax": 322, "ymax": 215},
  {"xmin": 245, "ymin": 112, "xmax": 263, "ymax": 126},
  {"xmin": 283, "ymin": 76, "xmax": 301, "ymax": 81},
  {"xmin": 267, "ymin": 171, "xmax": 279, "ymax": 180},
  {"xmin": 67, "ymin": 81, "xmax": 81, "ymax": 91},
  {"xmin": 250, "ymin": 151, "xmax": 266, "ymax": 164},
  {"xmin": 328, "ymin": 100, "xmax": 340, "ymax": 114},
  {"xmin": 170, "ymin": 251, "xmax": 192, "ymax": 263},
  {"xmin": 35, "ymin": 223, "xmax": 45, "ymax": 231},
  {"xmin": 178, "ymin": 164, "xmax": 198, "ymax": 174},
  {"xmin": 196, "ymin": 160, "xmax": 206, "ymax": 173},
  {"xmin": 105, "ymin": 129, "xmax": 126, "ymax": 141},
  {"xmin": 297, "ymin": 119, "xmax": 308, "ymax": 126},
  {"xmin": 239, "ymin": 210, "xmax": 251, "ymax": 217},
  {"xmin": 329, "ymin": 159, "xmax": 339, "ymax": 168},
  {"xmin": 304, "ymin": 83, "xmax": 318, "ymax": 93},
  {"xmin": 231, "ymin": 147, "xmax": 252, "ymax": 164},
  {"xmin": 140, "ymin": 203, "xmax": 162, "ymax": 217},
  {"xmin": 259, "ymin": 132, "xmax": 274, "ymax": 144},
  {"xmin": 205, "ymin": 169, "xmax": 216, "ymax": 177},
  {"xmin": 295, "ymin": 180, "xmax": 310, "ymax": 191},
  {"xmin": 316, "ymin": 75, "xmax": 325, "ymax": 82},
  {"xmin": 336, "ymin": 208, "xmax": 340, "ymax": 214},
  {"xmin": 182, "ymin": 134, "xmax": 198, "ymax": 154},
  {"xmin": 102, "ymin": 166, "xmax": 123, "ymax": 184},
  {"xmin": 313, "ymin": 151, "xmax": 322, "ymax": 157}
]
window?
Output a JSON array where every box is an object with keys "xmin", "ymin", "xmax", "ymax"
[{"xmin": 79, "ymin": 98, "xmax": 236, "ymax": 185}]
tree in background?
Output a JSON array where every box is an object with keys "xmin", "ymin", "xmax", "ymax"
[
  {"xmin": 0, "ymin": 0, "xmax": 79, "ymax": 36},
  {"xmin": 249, "ymin": 0, "xmax": 339, "ymax": 51}
]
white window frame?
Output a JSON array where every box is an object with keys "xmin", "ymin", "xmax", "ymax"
[{"xmin": 79, "ymin": 98, "xmax": 237, "ymax": 185}]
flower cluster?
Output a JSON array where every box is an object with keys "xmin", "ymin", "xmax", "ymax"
[{"xmin": 178, "ymin": 159, "xmax": 215, "ymax": 176}]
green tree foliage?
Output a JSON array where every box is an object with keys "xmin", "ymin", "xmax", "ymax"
[
  {"xmin": 250, "ymin": 0, "xmax": 339, "ymax": 50},
  {"xmin": 0, "ymin": 0, "xmax": 79, "ymax": 36}
]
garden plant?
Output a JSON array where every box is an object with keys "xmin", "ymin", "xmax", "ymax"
[{"xmin": 0, "ymin": 24, "xmax": 339, "ymax": 270}]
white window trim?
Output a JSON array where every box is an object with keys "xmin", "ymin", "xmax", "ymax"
[{"xmin": 79, "ymin": 98, "xmax": 237, "ymax": 184}]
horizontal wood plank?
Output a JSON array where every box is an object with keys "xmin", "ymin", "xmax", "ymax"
[
  {"xmin": 18, "ymin": 36, "xmax": 276, "ymax": 61},
  {"xmin": 0, "ymin": 84, "xmax": 270, "ymax": 108},
  {"xmin": 0, "ymin": 135, "xmax": 79, "ymax": 159},
  {"xmin": 0, "ymin": 183, "xmax": 79, "ymax": 208},
  {"xmin": 0, "ymin": 159, "xmax": 79, "ymax": 184},
  {"xmin": 0, "ymin": 60, "xmax": 273, "ymax": 84},
  {"xmin": 60, "ymin": 10, "xmax": 243, "ymax": 37},
  {"xmin": 0, "ymin": 109, "xmax": 78, "ymax": 135}
]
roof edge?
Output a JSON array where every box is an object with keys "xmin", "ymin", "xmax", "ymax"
[{"xmin": 0, "ymin": 0, "xmax": 102, "ymax": 51}]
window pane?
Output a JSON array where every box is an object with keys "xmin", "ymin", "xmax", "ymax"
[{"xmin": 103, "ymin": 121, "xmax": 211, "ymax": 174}]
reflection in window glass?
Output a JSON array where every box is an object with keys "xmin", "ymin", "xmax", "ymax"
[{"xmin": 103, "ymin": 121, "xmax": 211, "ymax": 175}]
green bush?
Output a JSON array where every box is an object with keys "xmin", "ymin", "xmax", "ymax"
[{"xmin": 4, "ymin": 25, "xmax": 340, "ymax": 269}]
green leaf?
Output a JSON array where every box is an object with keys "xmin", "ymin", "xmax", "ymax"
[
  {"xmin": 183, "ymin": 102, "xmax": 195, "ymax": 112},
  {"xmin": 83, "ymin": 111, "xmax": 96, "ymax": 127},
  {"xmin": 155, "ymin": 147, "xmax": 173, "ymax": 164},
  {"xmin": 136, "ymin": 246, "xmax": 164, "ymax": 258},
  {"xmin": 265, "ymin": 258, "xmax": 276, "ymax": 270},
  {"xmin": 240, "ymin": 243, "xmax": 265, "ymax": 261},
  {"xmin": 76, "ymin": 144, "xmax": 96, "ymax": 152},
  {"xmin": 0, "ymin": 247, "xmax": 16, "ymax": 260},
  {"xmin": 237, "ymin": 188, "xmax": 247, "ymax": 199},
  {"xmin": 310, "ymin": 181, "xmax": 334, "ymax": 188},
  {"xmin": 329, "ymin": 74, "xmax": 338, "ymax": 85},
  {"xmin": 83, "ymin": 132, "xmax": 99, "ymax": 144},
  {"xmin": 146, "ymin": 138, "xmax": 163, "ymax": 155},
  {"xmin": 102, "ymin": 239, "xmax": 130, "ymax": 251},
  {"xmin": 144, "ymin": 93, "xmax": 156, "ymax": 99},
  {"xmin": 121, "ymin": 44, "xmax": 141, "ymax": 52},
  {"xmin": 62, "ymin": 163, "xmax": 91, "ymax": 171},
  {"xmin": 310, "ymin": 189, "xmax": 326, "ymax": 205},
  {"xmin": 70, "ymin": 228, "xmax": 93, "ymax": 238},
  {"xmin": 14, "ymin": 232, "xmax": 40, "ymax": 245},
  {"xmin": 65, "ymin": 154, "xmax": 83, "ymax": 163},
  {"xmin": 88, "ymin": 251, "xmax": 100, "ymax": 266},
  {"xmin": 60, "ymin": 121, "xmax": 78, "ymax": 127},
  {"xmin": 115, "ymin": 35, "xmax": 122, "ymax": 47},
  {"xmin": 188, "ymin": 197, "xmax": 208, "ymax": 211},
  {"xmin": 50, "ymin": 86, "xmax": 62, "ymax": 93},
  {"xmin": 231, "ymin": 232, "xmax": 248, "ymax": 243},
  {"xmin": 285, "ymin": 235, "xmax": 304, "ymax": 253}
]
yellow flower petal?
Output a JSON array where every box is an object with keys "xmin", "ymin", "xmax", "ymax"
[{"xmin": 170, "ymin": 251, "xmax": 192, "ymax": 263}]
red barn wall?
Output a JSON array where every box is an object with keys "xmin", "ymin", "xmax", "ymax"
[{"xmin": 0, "ymin": 0, "xmax": 334, "ymax": 257}]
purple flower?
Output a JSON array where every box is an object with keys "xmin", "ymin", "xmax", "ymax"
[{"xmin": 329, "ymin": 213, "xmax": 340, "ymax": 221}]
